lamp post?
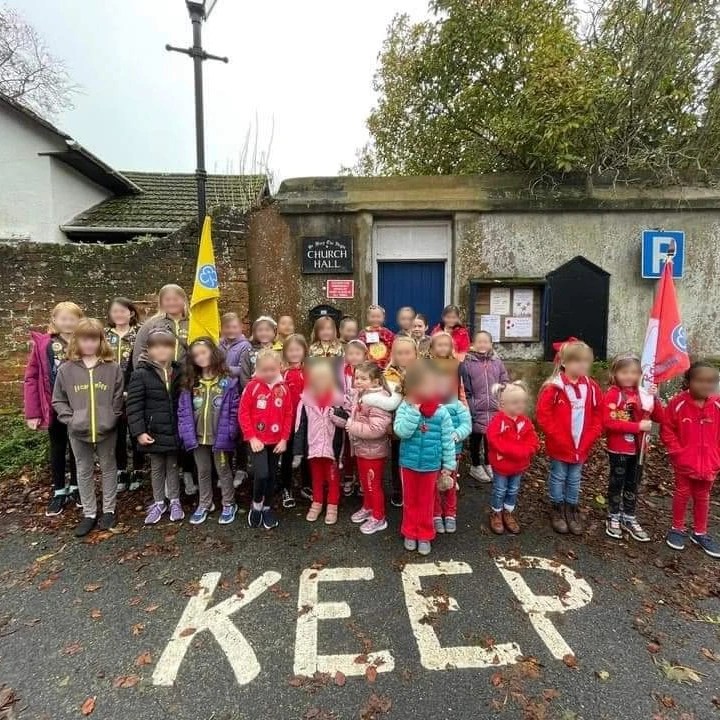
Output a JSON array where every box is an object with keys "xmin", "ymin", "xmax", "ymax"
[{"xmin": 167, "ymin": 0, "xmax": 228, "ymax": 227}]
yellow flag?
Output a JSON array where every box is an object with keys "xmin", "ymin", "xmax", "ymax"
[{"xmin": 188, "ymin": 215, "xmax": 220, "ymax": 343}]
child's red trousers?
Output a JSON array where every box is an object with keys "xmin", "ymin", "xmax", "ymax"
[
  {"xmin": 672, "ymin": 472, "xmax": 715, "ymax": 535},
  {"xmin": 401, "ymin": 467, "xmax": 439, "ymax": 541},
  {"xmin": 434, "ymin": 486, "xmax": 457, "ymax": 519},
  {"xmin": 356, "ymin": 457, "xmax": 386, "ymax": 520},
  {"xmin": 309, "ymin": 457, "xmax": 340, "ymax": 506}
]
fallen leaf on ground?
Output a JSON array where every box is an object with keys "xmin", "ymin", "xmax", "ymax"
[
  {"xmin": 701, "ymin": 647, "xmax": 718, "ymax": 662},
  {"xmin": 61, "ymin": 642, "xmax": 83, "ymax": 656},
  {"xmin": 365, "ymin": 666, "xmax": 378, "ymax": 683},
  {"xmin": 562, "ymin": 654, "xmax": 578, "ymax": 668},
  {"xmin": 131, "ymin": 623, "xmax": 145, "ymax": 636},
  {"xmin": 490, "ymin": 672, "xmax": 503, "ymax": 687},
  {"xmin": 334, "ymin": 671, "xmax": 346, "ymax": 687},
  {"xmin": 112, "ymin": 675, "xmax": 140, "ymax": 689},
  {"xmin": 143, "ymin": 604, "xmax": 159, "ymax": 613},
  {"xmin": 83, "ymin": 583, "xmax": 102, "ymax": 593},
  {"xmin": 89, "ymin": 608, "xmax": 102, "ymax": 620},
  {"xmin": 595, "ymin": 670, "xmax": 610, "ymax": 681},
  {"xmin": 80, "ymin": 696, "xmax": 96, "ymax": 715},
  {"xmin": 655, "ymin": 659, "xmax": 703, "ymax": 685},
  {"xmin": 646, "ymin": 642, "xmax": 661, "ymax": 654},
  {"xmin": 179, "ymin": 627, "xmax": 196, "ymax": 637},
  {"xmin": 135, "ymin": 651, "xmax": 152, "ymax": 667}
]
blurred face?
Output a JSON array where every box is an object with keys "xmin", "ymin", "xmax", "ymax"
[
  {"xmin": 148, "ymin": 342, "xmax": 174, "ymax": 365},
  {"xmin": 255, "ymin": 356, "xmax": 281, "ymax": 384},
  {"xmin": 278, "ymin": 315, "xmax": 295, "ymax": 338},
  {"xmin": 408, "ymin": 370, "xmax": 438, "ymax": 403},
  {"xmin": 564, "ymin": 354, "xmax": 592, "ymax": 379},
  {"xmin": 160, "ymin": 290, "xmax": 185, "ymax": 318},
  {"xmin": 345, "ymin": 344, "xmax": 366, "ymax": 367},
  {"xmin": 254, "ymin": 321, "xmax": 276, "ymax": 345},
  {"xmin": 54, "ymin": 310, "xmax": 81, "ymax": 335},
  {"xmin": 615, "ymin": 362, "xmax": 641, "ymax": 388},
  {"xmin": 411, "ymin": 317, "xmax": 427, "ymax": 338},
  {"xmin": 340, "ymin": 320, "xmax": 358, "ymax": 342},
  {"xmin": 502, "ymin": 390, "xmax": 528, "ymax": 418},
  {"xmin": 473, "ymin": 332, "xmax": 493, "ymax": 354},
  {"xmin": 432, "ymin": 336, "xmax": 453, "ymax": 359},
  {"xmin": 367, "ymin": 307, "xmax": 385, "ymax": 328},
  {"xmin": 221, "ymin": 318, "xmax": 243, "ymax": 340},
  {"xmin": 109, "ymin": 302, "xmax": 133, "ymax": 328},
  {"xmin": 688, "ymin": 367, "xmax": 719, "ymax": 400},
  {"xmin": 393, "ymin": 341, "xmax": 417, "ymax": 369},
  {"xmin": 442, "ymin": 310, "xmax": 460, "ymax": 328},
  {"xmin": 308, "ymin": 365, "xmax": 336, "ymax": 395},
  {"xmin": 397, "ymin": 309, "xmax": 415, "ymax": 332},
  {"xmin": 78, "ymin": 335, "xmax": 101, "ymax": 357},
  {"xmin": 284, "ymin": 341, "xmax": 305, "ymax": 366},
  {"xmin": 354, "ymin": 369, "xmax": 372, "ymax": 392},
  {"xmin": 191, "ymin": 343, "xmax": 212, "ymax": 369},
  {"xmin": 317, "ymin": 320, "xmax": 336, "ymax": 342},
  {"xmin": 437, "ymin": 372, "xmax": 454, "ymax": 402}
]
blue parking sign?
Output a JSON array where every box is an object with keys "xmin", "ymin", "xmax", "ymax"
[{"xmin": 641, "ymin": 230, "xmax": 684, "ymax": 279}]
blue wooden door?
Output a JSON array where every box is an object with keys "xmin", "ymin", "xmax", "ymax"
[{"xmin": 378, "ymin": 261, "xmax": 445, "ymax": 331}]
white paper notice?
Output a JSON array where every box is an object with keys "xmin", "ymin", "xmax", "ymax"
[
  {"xmin": 480, "ymin": 314, "xmax": 501, "ymax": 342},
  {"xmin": 512, "ymin": 289, "xmax": 534, "ymax": 317},
  {"xmin": 504, "ymin": 316, "xmax": 533, "ymax": 338},
  {"xmin": 489, "ymin": 288, "xmax": 511, "ymax": 315}
]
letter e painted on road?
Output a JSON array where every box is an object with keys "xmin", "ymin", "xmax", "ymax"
[
  {"xmin": 293, "ymin": 567, "xmax": 395, "ymax": 677},
  {"xmin": 152, "ymin": 570, "xmax": 281, "ymax": 687},
  {"xmin": 401, "ymin": 561, "xmax": 521, "ymax": 670},
  {"xmin": 494, "ymin": 556, "xmax": 592, "ymax": 660}
]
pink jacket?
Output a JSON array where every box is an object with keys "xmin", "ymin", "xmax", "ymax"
[
  {"xmin": 295, "ymin": 391, "xmax": 344, "ymax": 460},
  {"xmin": 345, "ymin": 388, "xmax": 392, "ymax": 459},
  {"xmin": 24, "ymin": 331, "xmax": 53, "ymax": 428}
]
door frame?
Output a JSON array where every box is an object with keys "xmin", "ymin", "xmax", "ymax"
[{"xmin": 372, "ymin": 220, "xmax": 452, "ymax": 308}]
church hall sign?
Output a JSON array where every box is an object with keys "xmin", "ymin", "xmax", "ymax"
[{"xmin": 301, "ymin": 237, "xmax": 353, "ymax": 274}]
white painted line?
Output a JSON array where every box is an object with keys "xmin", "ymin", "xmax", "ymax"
[
  {"xmin": 401, "ymin": 561, "xmax": 521, "ymax": 670},
  {"xmin": 494, "ymin": 556, "xmax": 593, "ymax": 660},
  {"xmin": 152, "ymin": 570, "xmax": 281, "ymax": 686},
  {"xmin": 293, "ymin": 566, "xmax": 395, "ymax": 677}
]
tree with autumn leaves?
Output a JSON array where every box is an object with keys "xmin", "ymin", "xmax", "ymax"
[{"xmin": 350, "ymin": 0, "xmax": 720, "ymax": 185}]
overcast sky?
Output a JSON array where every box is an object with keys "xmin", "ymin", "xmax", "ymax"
[{"xmin": 11, "ymin": 0, "xmax": 429, "ymax": 186}]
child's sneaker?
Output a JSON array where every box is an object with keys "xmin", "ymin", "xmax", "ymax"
[
  {"xmin": 145, "ymin": 502, "xmax": 166, "ymax": 525},
  {"xmin": 129, "ymin": 470, "xmax": 144, "ymax": 491},
  {"xmin": 233, "ymin": 469, "xmax": 247, "ymax": 489},
  {"xmin": 622, "ymin": 516, "xmax": 650, "ymax": 543},
  {"xmin": 248, "ymin": 505, "xmax": 263, "ymax": 528},
  {"xmin": 351, "ymin": 507, "xmax": 372, "ymax": 524},
  {"xmin": 97, "ymin": 512, "xmax": 117, "ymax": 531},
  {"xmin": 183, "ymin": 472, "xmax": 198, "ymax": 496},
  {"xmin": 690, "ymin": 532, "xmax": 720, "ymax": 558},
  {"xmin": 189, "ymin": 505, "xmax": 211, "ymax": 525},
  {"xmin": 360, "ymin": 517, "xmax": 388, "ymax": 535},
  {"xmin": 444, "ymin": 516, "xmax": 457, "ymax": 534},
  {"xmin": 469, "ymin": 465, "xmax": 490, "ymax": 483},
  {"xmin": 116, "ymin": 470, "xmax": 129, "ymax": 493},
  {"xmin": 262, "ymin": 508, "xmax": 279, "ymax": 529},
  {"xmin": 417, "ymin": 540, "xmax": 432, "ymax": 556},
  {"xmin": 281, "ymin": 489, "xmax": 296, "ymax": 509},
  {"xmin": 390, "ymin": 492, "xmax": 403, "ymax": 508},
  {"xmin": 434, "ymin": 517, "xmax": 445, "ymax": 534},
  {"xmin": 74, "ymin": 516, "xmax": 96, "ymax": 538},
  {"xmin": 665, "ymin": 528, "xmax": 688, "ymax": 551},
  {"xmin": 605, "ymin": 516, "xmax": 622, "ymax": 539},
  {"xmin": 68, "ymin": 486, "xmax": 83, "ymax": 508},
  {"xmin": 169, "ymin": 499, "xmax": 185, "ymax": 522},
  {"xmin": 403, "ymin": 537, "xmax": 417, "ymax": 551},
  {"xmin": 300, "ymin": 485, "xmax": 313, "ymax": 502},
  {"xmin": 219, "ymin": 504, "xmax": 237, "ymax": 525},
  {"xmin": 306, "ymin": 502, "xmax": 322, "ymax": 522},
  {"xmin": 45, "ymin": 492, "xmax": 67, "ymax": 517},
  {"xmin": 324, "ymin": 504, "xmax": 338, "ymax": 525}
]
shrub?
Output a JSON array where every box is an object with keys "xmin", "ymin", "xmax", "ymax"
[{"xmin": 0, "ymin": 413, "xmax": 48, "ymax": 479}]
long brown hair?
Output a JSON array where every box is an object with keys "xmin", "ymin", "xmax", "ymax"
[
  {"xmin": 67, "ymin": 318, "xmax": 114, "ymax": 362},
  {"xmin": 354, "ymin": 360, "xmax": 390, "ymax": 394},
  {"xmin": 182, "ymin": 337, "xmax": 228, "ymax": 389},
  {"xmin": 310, "ymin": 316, "xmax": 339, "ymax": 344},
  {"xmin": 48, "ymin": 301, "xmax": 84, "ymax": 334},
  {"xmin": 282, "ymin": 333, "xmax": 308, "ymax": 364}
]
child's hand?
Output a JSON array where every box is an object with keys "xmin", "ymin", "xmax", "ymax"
[
  {"xmin": 451, "ymin": 432, "xmax": 459, "ymax": 443},
  {"xmin": 26, "ymin": 418, "xmax": 40, "ymax": 431},
  {"xmin": 137, "ymin": 433, "xmax": 155, "ymax": 446},
  {"xmin": 639, "ymin": 419, "xmax": 653, "ymax": 432},
  {"xmin": 249, "ymin": 438, "xmax": 264, "ymax": 453},
  {"xmin": 647, "ymin": 384, "xmax": 659, "ymax": 396},
  {"xmin": 292, "ymin": 455, "xmax": 303, "ymax": 469},
  {"xmin": 274, "ymin": 439, "xmax": 287, "ymax": 454}
]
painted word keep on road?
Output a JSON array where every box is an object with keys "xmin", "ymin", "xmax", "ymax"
[{"xmin": 153, "ymin": 555, "xmax": 592, "ymax": 687}]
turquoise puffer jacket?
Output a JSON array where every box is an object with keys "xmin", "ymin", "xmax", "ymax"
[
  {"xmin": 394, "ymin": 402, "xmax": 457, "ymax": 472},
  {"xmin": 444, "ymin": 399, "xmax": 472, "ymax": 455}
]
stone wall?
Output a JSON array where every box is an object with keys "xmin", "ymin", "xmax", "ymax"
[{"xmin": 0, "ymin": 209, "xmax": 250, "ymax": 409}]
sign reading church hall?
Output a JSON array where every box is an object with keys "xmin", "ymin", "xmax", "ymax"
[{"xmin": 302, "ymin": 236, "xmax": 353, "ymax": 274}]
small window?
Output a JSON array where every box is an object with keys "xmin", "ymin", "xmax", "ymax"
[{"xmin": 469, "ymin": 280, "xmax": 545, "ymax": 343}]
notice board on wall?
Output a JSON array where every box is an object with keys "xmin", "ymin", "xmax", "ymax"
[{"xmin": 472, "ymin": 284, "xmax": 543, "ymax": 342}]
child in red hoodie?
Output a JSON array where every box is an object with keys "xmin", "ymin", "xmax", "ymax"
[
  {"xmin": 603, "ymin": 353, "xmax": 664, "ymax": 542},
  {"xmin": 487, "ymin": 381, "xmax": 539, "ymax": 535},
  {"xmin": 536, "ymin": 339, "xmax": 602, "ymax": 535},
  {"xmin": 238, "ymin": 349, "xmax": 293, "ymax": 530},
  {"xmin": 661, "ymin": 361, "xmax": 720, "ymax": 558}
]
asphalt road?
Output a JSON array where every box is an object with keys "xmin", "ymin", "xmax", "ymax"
[{"xmin": 0, "ymin": 480, "xmax": 718, "ymax": 720}]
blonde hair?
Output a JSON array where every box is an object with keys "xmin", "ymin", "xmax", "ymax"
[
  {"xmin": 221, "ymin": 311, "xmax": 241, "ymax": 325},
  {"xmin": 251, "ymin": 316, "xmax": 277, "ymax": 343},
  {"xmin": 492, "ymin": 380, "xmax": 529, "ymax": 404},
  {"xmin": 282, "ymin": 333, "xmax": 308, "ymax": 363},
  {"xmin": 366, "ymin": 304, "xmax": 386, "ymax": 318},
  {"xmin": 154, "ymin": 284, "xmax": 188, "ymax": 319},
  {"xmin": 429, "ymin": 331, "xmax": 455, "ymax": 359},
  {"xmin": 67, "ymin": 318, "xmax": 114, "ymax": 362},
  {"xmin": 546, "ymin": 340, "xmax": 593, "ymax": 384},
  {"xmin": 48, "ymin": 301, "xmax": 84, "ymax": 333},
  {"xmin": 608, "ymin": 352, "xmax": 641, "ymax": 386},
  {"xmin": 255, "ymin": 347, "xmax": 281, "ymax": 370},
  {"xmin": 390, "ymin": 335, "xmax": 418, "ymax": 364},
  {"xmin": 310, "ymin": 315, "xmax": 338, "ymax": 344}
]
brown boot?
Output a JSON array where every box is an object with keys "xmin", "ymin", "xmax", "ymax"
[
  {"xmin": 490, "ymin": 510, "xmax": 505, "ymax": 535},
  {"xmin": 565, "ymin": 504, "xmax": 583, "ymax": 535},
  {"xmin": 502, "ymin": 509, "xmax": 520, "ymax": 535},
  {"xmin": 550, "ymin": 503, "xmax": 568, "ymax": 534}
]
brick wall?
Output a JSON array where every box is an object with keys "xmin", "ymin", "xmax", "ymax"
[{"xmin": 0, "ymin": 208, "xmax": 250, "ymax": 409}]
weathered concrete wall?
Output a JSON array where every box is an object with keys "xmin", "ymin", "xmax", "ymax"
[{"xmin": 454, "ymin": 210, "xmax": 720, "ymax": 359}]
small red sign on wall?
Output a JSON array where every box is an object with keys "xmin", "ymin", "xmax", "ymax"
[{"xmin": 326, "ymin": 279, "xmax": 355, "ymax": 299}]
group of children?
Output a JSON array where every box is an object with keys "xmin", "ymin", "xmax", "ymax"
[{"xmin": 22, "ymin": 287, "xmax": 720, "ymax": 559}]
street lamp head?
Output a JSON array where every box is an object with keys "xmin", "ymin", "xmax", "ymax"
[{"xmin": 186, "ymin": 0, "xmax": 219, "ymax": 20}]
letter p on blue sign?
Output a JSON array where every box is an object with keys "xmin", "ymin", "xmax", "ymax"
[{"xmin": 641, "ymin": 230, "xmax": 685, "ymax": 279}]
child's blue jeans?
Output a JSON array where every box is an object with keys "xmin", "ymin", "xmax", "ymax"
[
  {"xmin": 491, "ymin": 473, "xmax": 523, "ymax": 512},
  {"xmin": 548, "ymin": 460, "xmax": 583, "ymax": 505}
]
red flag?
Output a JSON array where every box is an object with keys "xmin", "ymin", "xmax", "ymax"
[{"xmin": 640, "ymin": 261, "xmax": 690, "ymax": 385}]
